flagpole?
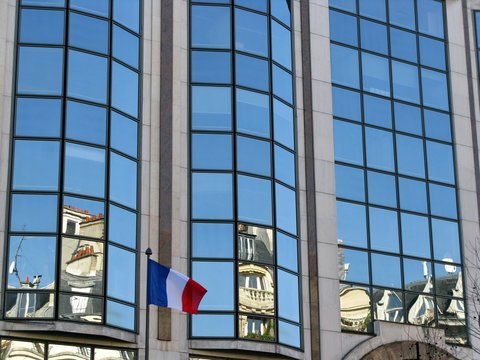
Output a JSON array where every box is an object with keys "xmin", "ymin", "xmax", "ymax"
[{"xmin": 145, "ymin": 248, "xmax": 152, "ymax": 360}]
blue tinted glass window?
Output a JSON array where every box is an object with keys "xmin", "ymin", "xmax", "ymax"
[
  {"xmin": 236, "ymin": 54, "xmax": 269, "ymax": 91},
  {"xmin": 107, "ymin": 246, "xmax": 136, "ymax": 303},
  {"xmin": 359, "ymin": 0, "xmax": 385, "ymax": 21},
  {"xmin": 367, "ymin": 171, "xmax": 397, "ymax": 208},
  {"xmin": 371, "ymin": 254, "xmax": 401, "ymax": 288},
  {"xmin": 235, "ymin": 0, "xmax": 266, "ymax": 12},
  {"xmin": 192, "ymin": 262, "xmax": 234, "ymax": 310},
  {"xmin": 424, "ymin": 109, "xmax": 451, "ymax": 142},
  {"xmin": 360, "ymin": 20, "xmax": 387, "ymax": 55},
  {"xmin": 18, "ymin": 47, "xmax": 63, "ymax": 95},
  {"xmin": 432, "ymin": 219, "xmax": 460, "ymax": 263},
  {"xmin": 192, "ymin": 5, "xmax": 231, "ymax": 49},
  {"xmin": 238, "ymin": 175, "xmax": 272, "ymax": 225},
  {"xmin": 70, "ymin": 0, "xmax": 109, "ymax": 17},
  {"xmin": 392, "ymin": 61, "xmax": 420, "ymax": 104},
  {"xmin": 22, "ymin": 0, "xmax": 64, "ymax": 7},
  {"xmin": 66, "ymin": 101, "xmax": 106, "ymax": 145},
  {"xmin": 237, "ymin": 88, "xmax": 270, "ymax": 137},
  {"xmin": 68, "ymin": 50, "xmax": 107, "ymax": 103},
  {"xmin": 394, "ymin": 102, "xmax": 422, "ymax": 135},
  {"xmin": 192, "ymin": 86, "xmax": 232, "ymax": 131},
  {"xmin": 419, "ymin": 36, "xmax": 445, "ymax": 70},
  {"xmin": 336, "ymin": 201, "xmax": 367, "ymax": 248},
  {"xmin": 111, "ymin": 111, "xmax": 138, "ymax": 158},
  {"xmin": 334, "ymin": 120, "xmax": 363, "ymax": 166},
  {"xmin": 275, "ymin": 146, "xmax": 295, "ymax": 187},
  {"xmin": 335, "ymin": 164, "xmax": 364, "ymax": 202},
  {"xmin": 191, "ymin": 51, "xmax": 231, "ymax": 84},
  {"xmin": 362, "ymin": 53, "xmax": 390, "ymax": 96},
  {"xmin": 331, "ymin": 45, "xmax": 359, "ymax": 89},
  {"xmin": 332, "ymin": 87, "xmax": 361, "ymax": 121},
  {"xmin": 235, "ymin": 9, "xmax": 268, "ymax": 57},
  {"xmin": 401, "ymin": 213, "xmax": 430, "ymax": 258},
  {"xmin": 272, "ymin": 65, "xmax": 292, "ymax": 104},
  {"xmin": 271, "ymin": 0, "xmax": 291, "ymax": 26},
  {"xmin": 11, "ymin": 194, "xmax": 58, "ymax": 232},
  {"xmin": 426, "ymin": 141, "xmax": 455, "ymax": 184},
  {"xmin": 192, "ymin": 223, "xmax": 233, "ymax": 258},
  {"xmin": 276, "ymin": 183, "xmax": 297, "ymax": 235},
  {"xmin": 109, "ymin": 204, "xmax": 136, "ymax": 249},
  {"xmin": 329, "ymin": 10, "xmax": 357, "ymax": 47},
  {"xmin": 363, "ymin": 95, "xmax": 391, "ymax": 128},
  {"xmin": 111, "ymin": 61, "xmax": 139, "ymax": 117},
  {"xmin": 279, "ymin": 321, "xmax": 300, "ymax": 348},
  {"xmin": 69, "ymin": 12, "xmax": 108, "ymax": 54},
  {"xmin": 271, "ymin": 20, "xmax": 292, "ymax": 70},
  {"xmin": 396, "ymin": 134, "xmax": 425, "ymax": 178},
  {"xmin": 192, "ymin": 172, "xmax": 233, "ymax": 219},
  {"xmin": 341, "ymin": 249, "xmax": 369, "ymax": 283},
  {"xmin": 418, "ymin": 0, "xmax": 444, "ymax": 38},
  {"xmin": 369, "ymin": 207, "xmax": 399, "ymax": 252},
  {"xmin": 277, "ymin": 232, "xmax": 297, "ymax": 271},
  {"xmin": 106, "ymin": 301, "xmax": 134, "ymax": 330},
  {"xmin": 15, "ymin": 98, "xmax": 62, "ymax": 137},
  {"xmin": 399, "ymin": 177, "xmax": 427, "ymax": 213},
  {"xmin": 365, "ymin": 127, "xmax": 394, "ymax": 172},
  {"xmin": 390, "ymin": 28, "xmax": 417, "ymax": 63},
  {"xmin": 237, "ymin": 136, "xmax": 269, "ymax": 176},
  {"xmin": 113, "ymin": 0, "xmax": 140, "ymax": 33},
  {"xmin": 113, "ymin": 25, "xmax": 139, "ymax": 69},
  {"xmin": 274, "ymin": 99, "xmax": 294, "ymax": 149},
  {"xmin": 20, "ymin": 9, "xmax": 64, "ymax": 44},
  {"xmin": 421, "ymin": 69, "xmax": 449, "ymax": 111},
  {"xmin": 329, "ymin": 0, "xmax": 356, "ymax": 13},
  {"xmin": 191, "ymin": 314, "xmax": 234, "ymax": 337},
  {"xmin": 429, "ymin": 184, "xmax": 457, "ymax": 219},
  {"xmin": 389, "ymin": 0, "xmax": 415, "ymax": 30},
  {"xmin": 110, "ymin": 153, "xmax": 137, "ymax": 209},
  {"xmin": 278, "ymin": 271, "xmax": 299, "ymax": 322}
]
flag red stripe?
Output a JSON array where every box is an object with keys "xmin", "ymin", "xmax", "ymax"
[{"xmin": 181, "ymin": 279, "xmax": 207, "ymax": 314}]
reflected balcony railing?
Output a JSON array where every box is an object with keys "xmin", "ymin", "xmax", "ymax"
[{"xmin": 239, "ymin": 287, "xmax": 274, "ymax": 315}]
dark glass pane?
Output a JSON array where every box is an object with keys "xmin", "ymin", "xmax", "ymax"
[
  {"xmin": 334, "ymin": 120, "xmax": 363, "ymax": 166},
  {"xmin": 390, "ymin": 28, "xmax": 417, "ymax": 63},
  {"xmin": 277, "ymin": 232, "xmax": 297, "ymax": 272},
  {"xmin": 68, "ymin": 50, "xmax": 108, "ymax": 104},
  {"xmin": 235, "ymin": 9, "xmax": 268, "ymax": 57},
  {"xmin": 336, "ymin": 201, "xmax": 367, "ymax": 248},
  {"xmin": 278, "ymin": 270, "xmax": 299, "ymax": 322},
  {"xmin": 432, "ymin": 219, "xmax": 460, "ymax": 263},
  {"xmin": 279, "ymin": 321, "xmax": 301, "ymax": 347},
  {"xmin": 18, "ymin": 47, "xmax": 63, "ymax": 95},
  {"xmin": 237, "ymin": 88, "xmax": 270, "ymax": 137},
  {"xmin": 394, "ymin": 102, "xmax": 422, "ymax": 136},
  {"xmin": 20, "ymin": 9, "xmax": 64, "ymax": 44},
  {"xmin": 191, "ymin": 5, "xmax": 231, "ymax": 48},
  {"xmin": 335, "ymin": 164, "xmax": 365, "ymax": 202},
  {"xmin": 330, "ymin": 10, "xmax": 357, "ymax": 47},
  {"xmin": 360, "ymin": 20, "xmax": 387, "ymax": 54},
  {"xmin": 192, "ymin": 133, "xmax": 232, "ymax": 170},
  {"xmin": 238, "ymin": 263, "xmax": 275, "ymax": 315},
  {"xmin": 424, "ymin": 109, "xmax": 451, "ymax": 142},
  {"xmin": 396, "ymin": 134, "xmax": 425, "ymax": 178},
  {"xmin": 429, "ymin": 184, "xmax": 457, "ymax": 219},
  {"xmin": 421, "ymin": 68, "xmax": 449, "ymax": 111},
  {"xmin": 339, "ymin": 248, "xmax": 369, "ymax": 283},
  {"xmin": 401, "ymin": 212, "xmax": 431, "ymax": 258},
  {"xmin": 237, "ymin": 136, "xmax": 270, "ymax": 176},
  {"xmin": 332, "ymin": 87, "xmax": 361, "ymax": 121},
  {"xmin": 363, "ymin": 95, "xmax": 391, "ymax": 128},
  {"xmin": 238, "ymin": 224, "xmax": 274, "ymax": 263},
  {"xmin": 192, "ymin": 261, "xmax": 234, "ymax": 310},
  {"xmin": 404, "ymin": 259, "xmax": 432, "ymax": 293},
  {"xmin": 106, "ymin": 300, "xmax": 135, "ymax": 330},
  {"xmin": 371, "ymin": 254, "xmax": 401, "ymax": 288},
  {"xmin": 70, "ymin": 0, "xmax": 109, "ymax": 17},
  {"xmin": 365, "ymin": 127, "xmax": 394, "ymax": 172},
  {"xmin": 418, "ymin": 0, "xmax": 444, "ymax": 38},
  {"xmin": 110, "ymin": 153, "xmax": 137, "ymax": 209},
  {"xmin": 15, "ymin": 98, "xmax": 62, "ymax": 137},
  {"xmin": 427, "ymin": 141, "xmax": 455, "ymax": 184},
  {"xmin": 274, "ymin": 145, "xmax": 295, "ymax": 187},
  {"xmin": 238, "ymin": 315, "xmax": 275, "ymax": 341},
  {"xmin": 109, "ymin": 204, "xmax": 136, "ymax": 249},
  {"xmin": 69, "ymin": 12, "xmax": 109, "ymax": 54},
  {"xmin": 275, "ymin": 183, "xmax": 297, "ymax": 235},
  {"xmin": 60, "ymin": 237, "xmax": 105, "ymax": 294},
  {"xmin": 5, "ymin": 292, "xmax": 54, "ymax": 318},
  {"xmin": 435, "ymin": 263, "xmax": 462, "ymax": 297},
  {"xmin": 107, "ymin": 245, "xmax": 136, "ymax": 303},
  {"xmin": 58, "ymin": 294, "xmax": 102, "ymax": 323},
  {"xmin": 389, "ymin": 0, "xmax": 415, "ymax": 30},
  {"xmin": 238, "ymin": 175, "xmax": 272, "ymax": 225},
  {"xmin": 13, "ymin": 140, "xmax": 60, "ymax": 191},
  {"xmin": 271, "ymin": 20, "xmax": 292, "ymax": 69},
  {"xmin": 192, "ymin": 172, "xmax": 233, "ymax": 219},
  {"xmin": 398, "ymin": 177, "xmax": 427, "ymax": 213},
  {"xmin": 64, "ymin": 143, "xmax": 105, "ymax": 198},
  {"xmin": 192, "ymin": 222, "xmax": 233, "ymax": 258},
  {"xmin": 359, "ymin": 0, "xmax": 385, "ymax": 21},
  {"xmin": 111, "ymin": 61, "xmax": 139, "ymax": 117},
  {"xmin": 271, "ymin": 0, "xmax": 291, "ymax": 26},
  {"xmin": 113, "ymin": 25, "xmax": 139, "ymax": 69},
  {"xmin": 7, "ymin": 236, "xmax": 56, "ymax": 290},
  {"xmin": 331, "ymin": 44, "xmax": 359, "ymax": 89},
  {"xmin": 192, "ymin": 86, "xmax": 232, "ymax": 131},
  {"xmin": 66, "ymin": 100, "xmax": 106, "ymax": 145},
  {"xmin": 113, "ymin": 0, "xmax": 140, "ymax": 33},
  {"xmin": 191, "ymin": 314, "xmax": 234, "ymax": 337},
  {"xmin": 111, "ymin": 111, "xmax": 138, "ymax": 158},
  {"xmin": 391, "ymin": 61, "xmax": 419, "ymax": 103},
  {"xmin": 419, "ymin": 36, "xmax": 445, "ymax": 70},
  {"xmin": 191, "ymin": 51, "xmax": 231, "ymax": 84},
  {"xmin": 272, "ymin": 64, "xmax": 293, "ymax": 104},
  {"xmin": 369, "ymin": 207, "xmax": 399, "ymax": 253},
  {"xmin": 362, "ymin": 52, "xmax": 390, "ymax": 96},
  {"xmin": 62, "ymin": 195, "xmax": 104, "ymax": 239},
  {"xmin": 236, "ymin": 54, "xmax": 269, "ymax": 91},
  {"xmin": 367, "ymin": 171, "xmax": 397, "ymax": 207},
  {"xmin": 235, "ymin": 0, "xmax": 266, "ymax": 12},
  {"xmin": 11, "ymin": 194, "xmax": 58, "ymax": 232},
  {"xmin": 273, "ymin": 99, "xmax": 294, "ymax": 148}
]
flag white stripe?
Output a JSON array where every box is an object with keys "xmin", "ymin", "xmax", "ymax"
[{"xmin": 166, "ymin": 268, "xmax": 189, "ymax": 311}]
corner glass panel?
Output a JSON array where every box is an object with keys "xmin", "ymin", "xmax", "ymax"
[
  {"xmin": 11, "ymin": 194, "xmax": 58, "ymax": 232},
  {"xmin": 192, "ymin": 86, "xmax": 232, "ymax": 131},
  {"xmin": 192, "ymin": 223, "xmax": 234, "ymax": 259},
  {"xmin": 66, "ymin": 100, "xmax": 107, "ymax": 145},
  {"xmin": 238, "ymin": 175, "xmax": 272, "ymax": 225},
  {"xmin": 275, "ymin": 183, "xmax": 297, "ymax": 235},
  {"xmin": 362, "ymin": 52, "xmax": 390, "ymax": 96},
  {"xmin": 69, "ymin": 12, "xmax": 109, "ymax": 54},
  {"xmin": 20, "ymin": 9, "xmax": 65, "ymax": 44},
  {"xmin": 113, "ymin": 0, "xmax": 140, "ymax": 33},
  {"xmin": 192, "ymin": 261, "xmax": 234, "ymax": 311},
  {"xmin": 272, "ymin": 64, "xmax": 293, "ymax": 104},
  {"xmin": 191, "ymin": 5, "xmax": 231, "ymax": 49},
  {"xmin": 270, "ymin": 0, "xmax": 291, "ymax": 26},
  {"xmin": 235, "ymin": 0, "xmax": 266, "ymax": 12},
  {"xmin": 336, "ymin": 201, "xmax": 367, "ymax": 248},
  {"xmin": 111, "ymin": 61, "xmax": 139, "ymax": 118},
  {"xmin": 15, "ymin": 98, "xmax": 62, "ymax": 137},
  {"xmin": 108, "ymin": 204, "xmax": 136, "ymax": 249},
  {"xmin": 429, "ymin": 184, "xmax": 457, "ymax": 219},
  {"xmin": 331, "ymin": 44, "xmax": 359, "ymax": 89},
  {"xmin": 192, "ymin": 172, "xmax": 233, "ymax": 220},
  {"xmin": 113, "ymin": 25, "xmax": 139, "ymax": 69},
  {"xmin": 278, "ymin": 270, "xmax": 299, "ymax": 322},
  {"xmin": 271, "ymin": 20, "xmax": 292, "ymax": 70},
  {"xmin": 106, "ymin": 300, "xmax": 135, "ymax": 330},
  {"xmin": 274, "ymin": 145, "xmax": 295, "ymax": 187},
  {"xmin": 111, "ymin": 111, "xmax": 138, "ymax": 158},
  {"xmin": 426, "ymin": 141, "xmax": 455, "ymax": 184},
  {"xmin": 58, "ymin": 294, "xmax": 102, "ymax": 323},
  {"xmin": 277, "ymin": 232, "xmax": 297, "ymax": 272},
  {"xmin": 235, "ymin": 9, "xmax": 268, "ymax": 57},
  {"xmin": 273, "ymin": 99, "xmax": 294, "ymax": 148},
  {"xmin": 107, "ymin": 245, "xmax": 136, "ymax": 303},
  {"xmin": 110, "ymin": 153, "xmax": 137, "ymax": 210}
]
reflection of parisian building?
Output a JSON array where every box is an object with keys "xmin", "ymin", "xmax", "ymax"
[{"xmin": 2, "ymin": 0, "xmax": 480, "ymax": 360}]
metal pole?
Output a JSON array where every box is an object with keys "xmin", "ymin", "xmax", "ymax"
[{"xmin": 145, "ymin": 248, "xmax": 152, "ymax": 360}]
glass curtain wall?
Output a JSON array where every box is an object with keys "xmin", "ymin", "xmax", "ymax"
[
  {"xmin": 5, "ymin": 0, "xmax": 141, "ymax": 331},
  {"xmin": 189, "ymin": 0, "xmax": 301, "ymax": 348},
  {"xmin": 330, "ymin": 0, "xmax": 466, "ymax": 344}
]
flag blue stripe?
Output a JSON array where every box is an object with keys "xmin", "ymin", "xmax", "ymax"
[{"xmin": 147, "ymin": 259, "xmax": 170, "ymax": 306}]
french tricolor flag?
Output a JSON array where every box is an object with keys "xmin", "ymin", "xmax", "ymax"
[{"xmin": 147, "ymin": 259, "xmax": 207, "ymax": 314}]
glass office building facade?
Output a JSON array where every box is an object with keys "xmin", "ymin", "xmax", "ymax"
[{"xmin": 0, "ymin": 0, "xmax": 479, "ymax": 359}]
